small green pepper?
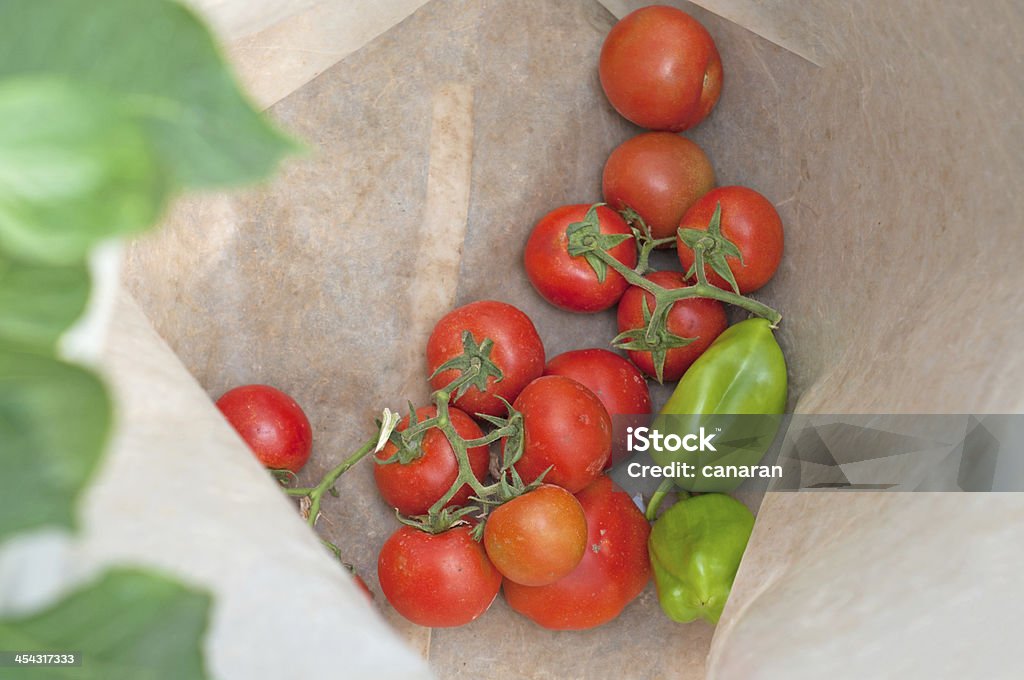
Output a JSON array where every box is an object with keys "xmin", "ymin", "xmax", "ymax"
[
  {"xmin": 653, "ymin": 317, "xmax": 787, "ymax": 492},
  {"xmin": 649, "ymin": 493, "xmax": 754, "ymax": 624}
]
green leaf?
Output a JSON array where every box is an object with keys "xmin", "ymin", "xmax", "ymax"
[
  {"xmin": 0, "ymin": 251, "xmax": 90, "ymax": 348},
  {"xmin": 0, "ymin": 568, "xmax": 212, "ymax": 680},
  {"xmin": 0, "ymin": 0, "xmax": 296, "ymax": 188},
  {"xmin": 0, "ymin": 79, "xmax": 171, "ymax": 264},
  {"xmin": 0, "ymin": 349, "xmax": 110, "ymax": 542}
]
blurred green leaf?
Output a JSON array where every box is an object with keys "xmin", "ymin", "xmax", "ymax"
[
  {"xmin": 0, "ymin": 349, "xmax": 110, "ymax": 541},
  {"xmin": 0, "ymin": 0, "xmax": 296, "ymax": 188},
  {"xmin": 0, "ymin": 251, "xmax": 90, "ymax": 349},
  {"xmin": 0, "ymin": 568, "xmax": 212, "ymax": 680},
  {"xmin": 0, "ymin": 79, "xmax": 170, "ymax": 264}
]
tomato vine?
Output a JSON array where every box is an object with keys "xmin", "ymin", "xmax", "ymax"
[
  {"xmin": 283, "ymin": 329, "xmax": 545, "ymax": 545},
  {"xmin": 567, "ymin": 203, "xmax": 782, "ymax": 382}
]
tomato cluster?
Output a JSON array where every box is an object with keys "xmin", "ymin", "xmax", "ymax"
[
  {"xmin": 525, "ymin": 5, "xmax": 785, "ymax": 383},
  {"xmin": 373, "ymin": 4, "xmax": 787, "ymax": 632},
  {"xmin": 374, "ymin": 299, "xmax": 652, "ymax": 628},
  {"xmin": 222, "ymin": 4, "xmax": 788, "ymax": 635}
]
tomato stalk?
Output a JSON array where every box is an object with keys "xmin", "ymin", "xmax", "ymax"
[
  {"xmin": 571, "ymin": 202, "xmax": 782, "ymax": 382},
  {"xmin": 598, "ymin": 243, "xmax": 781, "ymax": 326},
  {"xmin": 369, "ymin": 330, "xmax": 540, "ymax": 537}
]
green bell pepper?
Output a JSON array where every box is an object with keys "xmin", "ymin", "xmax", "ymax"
[
  {"xmin": 649, "ymin": 493, "xmax": 754, "ymax": 624},
  {"xmin": 653, "ymin": 317, "xmax": 787, "ymax": 492}
]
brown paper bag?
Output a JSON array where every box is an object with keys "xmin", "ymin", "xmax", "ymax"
[{"xmin": 119, "ymin": 0, "xmax": 1024, "ymax": 677}]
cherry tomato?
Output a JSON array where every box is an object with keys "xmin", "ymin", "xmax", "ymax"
[
  {"xmin": 510, "ymin": 376, "xmax": 611, "ymax": 493},
  {"xmin": 374, "ymin": 406, "xmax": 489, "ymax": 516},
  {"xmin": 504, "ymin": 475, "xmax": 651, "ymax": 630},
  {"xmin": 215, "ymin": 384, "xmax": 312, "ymax": 473},
  {"xmin": 378, "ymin": 525, "xmax": 502, "ymax": 627},
  {"xmin": 524, "ymin": 204, "xmax": 637, "ymax": 313},
  {"xmin": 599, "ymin": 6, "xmax": 722, "ymax": 131},
  {"xmin": 544, "ymin": 348, "xmax": 651, "ymax": 467},
  {"xmin": 603, "ymin": 132, "xmax": 715, "ymax": 242},
  {"xmin": 677, "ymin": 186, "xmax": 784, "ymax": 294},
  {"xmin": 483, "ymin": 485, "xmax": 587, "ymax": 587},
  {"xmin": 427, "ymin": 300, "xmax": 545, "ymax": 418},
  {"xmin": 616, "ymin": 270, "xmax": 727, "ymax": 381}
]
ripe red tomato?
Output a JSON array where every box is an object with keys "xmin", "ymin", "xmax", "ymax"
[
  {"xmin": 215, "ymin": 384, "xmax": 313, "ymax": 473},
  {"xmin": 510, "ymin": 376, "xmax": 611, "ymax": 493},
  {"xmin": 374, "ymin": 406, "xmax": 489, "ymax": 516},
  {"xmin": 483, "ymin": 485, "xmax": 587, "ymax": 586},
  {"xmin": 504, "ymin": 475, "xmax": 651, "ymax": 630},
  {"xmin": 603, "ymin": 132, "xmax": 715, "ymax": 242},
  {"xmin": 544, "ymin": 348, "xmax": 650, "ymax": 467},
  {"xmin": 677, "ymin": 186, "xmax": 784, "ymax": 294},
  {"xmin": 599, "ymin": 6, "xmax": 723, "ymax": 131},
  {"xmin": 427, "ymin": 300, "xmax": 545, "ymax": 418},
  {"xmin": 524, "ymin": 204, "xmax": 638, "ymax": 312},
  {"xmin": 377, "ymin": 524, "xmax": 502, "ymax": 627},
  {"xmin": 616, "ymin": 270, "xmax": 727, "ymax": 381}
]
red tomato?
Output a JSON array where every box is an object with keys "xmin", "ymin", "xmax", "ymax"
[
  {"xmin": 378, "ymin": 525, "xmax": 502, "ymax": 627},
  {"xmin": 374, "ymin": 406, "xmax": 489, "ymax": 516},
  {"xmin": 510, "ymin": 376, "xmax": 611, "ymax": 493},
  {"xmin": 599, "ymin": 6, "xmax": 723, "ymax": 131},
  {"xmin": 677, "ymin": 186, "xmax": 784, "ymax": 294},
  {"xmin": 524, "ymin": 204, "xmax": 638, "ymax": 312},
  {"xmin": 483, "ymin": 485, "xmax": 587, "ymax": 587},
  {"xmin": 504, "ymin": 475, "xmax": 651, "ymax": 630},
  {"xmin": 603, "ymin": 132, "xmax": 715, "ymax": 242},
  {"xmin": 216, "ymin": 384, "xmax": 313, "ymax": 473},
  {"xmin": 616, "ymin": 271, "xmax": 727, "ymax": 381},
  {"xmin": 427, "ymin": 301, "xmax": 545, "ymax": 418},
  {"xmin": 544, "ymin": 348, "xmax": 650, "ymax": 467}
]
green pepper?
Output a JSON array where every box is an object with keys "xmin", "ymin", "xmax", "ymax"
[
  {"xmin": 649, "ymin": 493, "xmax": 754, "ymax": 624},
  {"xmin": 652, "ymin": 317, "xmax": 787, "ymax": 492}
]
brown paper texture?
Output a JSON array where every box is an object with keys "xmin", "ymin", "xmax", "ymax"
[{"xmin": 121, "ymin": 0, "xmax": 1024, "ymax": 677}]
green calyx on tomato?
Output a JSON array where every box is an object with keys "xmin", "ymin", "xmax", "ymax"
[
  {"xmin": 648, "ymin": 493, "xmax": 754, "ymax": 624},
  {"xmin": 655, "ymin": 317, "xmax": 787, "ymax": 492},
  {"xmin": 563, "ymin": 203, "xmax": 633, "ymax": 284},
  {"xmin": 427, "ymin": 329, "xmax": 505, "ymax": 401},
  {"xmin": 678, "ymin": 187, "xmax": 785, "ymax": 295},
  {"xmin": 677, "ymin": 202, "xmax": 744, "ymax": 295}
]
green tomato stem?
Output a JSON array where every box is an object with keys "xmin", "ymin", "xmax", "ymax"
[
  {"xmin": 305, "ymin": 434, "xmax": 378, "ymax": 529},
  {"xmin": 462, "ymin": 424, "xmax": 517, "ymax": 448},
  {"xmin": 635, "ymin": 236, "xmax": 677, "ymax": 275},
  {"xmin": 595, "ymin": 246, "xmax": 782, "ymax": 326},
  {"xmin": 284, "ymin": 487, "xmax": 314, "ymax": 497}
]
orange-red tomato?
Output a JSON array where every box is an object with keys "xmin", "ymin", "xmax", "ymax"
[
  {"xmin": 504, "ymin": 475, "xmax": 651, "ymax": 629},
  {"xmin": 599, "ymin": 6, "xmax": 723, "ymax": 131},
  {"xmin": 484, "ymin": 485, "xmax": 588, "ymax": 587},
  {"xmin": 603, "ymin": 132, "xmax": 715, "ymax": 242}
]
